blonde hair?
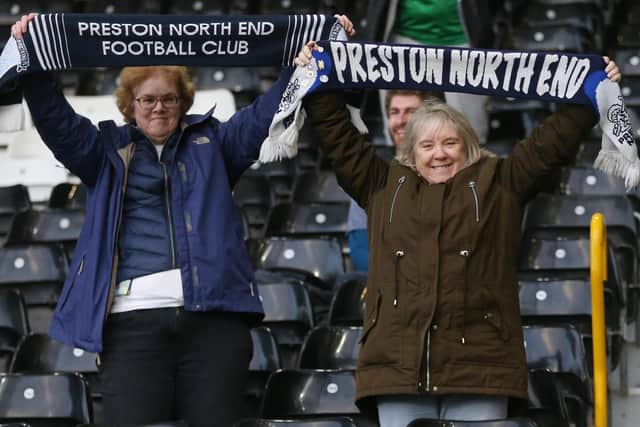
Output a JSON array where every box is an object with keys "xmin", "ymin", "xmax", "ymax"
[
  {"xmin": 115, "ymin": 66, "xmax": 195, "ymax": 124},
  {"xmin": 396, "ymin": 100, "xmax": 483, "ymax": 172}
]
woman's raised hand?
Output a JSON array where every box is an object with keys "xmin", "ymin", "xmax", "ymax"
[
  {"xmin": 11, "ymin": 13, "xmax": 37, "ymax": 39},
  {"xmin": 603, "ymin": 56, "xmax": 621, "ymax": 82}
]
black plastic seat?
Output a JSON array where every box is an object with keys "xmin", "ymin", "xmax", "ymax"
[
  {"xmin": 620, "ymin": 75, "xmax": 640, "ymax": 107},
  {"xmin": 528, "ymin": 369, "xmax": 590, "ymax": 427},
  {"xmin": 255, "ymin": 237, "xmax": 345, "ymax": 288},
  {"xmin": 482, "ymin": 139, "xmax": 516, "ymax": 157},
  {"xmin": 0, "ymin": 185, "xmax": 31, "ymax": 243},
  {"xmin": 558, "ymin": 167, "xmax": 627, "ymax": 195},
  {"xmin": 168, "ymin": 0, "xmax": 228, "ymax": 14},
  {"xmin": 0, "ymin": 289, "xmax": 29, "ymax": 372},
  {"xmin": 0, "ymin": 245, "xmax": 68, "ymax": 333},
  {"xmin": 243, "ymin": 159, "xmax": 298, "ymax": 202},
  {"xmin": 487, "ymin": 98, "xmax": 551, "ymax": 141},
  {"xmin": 297, "ymin": 326, "xmax": 362, "ymax": 370},
  {"xmin": 48, "ymin": 183, "xmax": 87, "ymax": 210},
  {"xmin": 257, "ymin": 0, "xmax": 317, "ymax": 14},
  {"xmin": 511, "ymin": 24, "xmax": 593, "ymax": 52},
  {"xmin": 265, "ymin": 202, "xmax": 349, "ymax": 241},
  {"xmin": 234, "ymin": 417, "xmax": 358, "ymax": 427},
  {"xmin": 234, "ymin": 175, "xmax": 275, "ymax": 239},
  {"xmin": 0, "ymin": 0, "xmax": 44, "ymax": 25},
  {"xmin": 328, "ymin": 276, "xmax": 366, "ymax": 326},
  {"xmin": 260, "ymin": 370, "xmax": 363, "ymax": 421},
  {"xmin": 615, "ymin": 48, "xmax": 640, "ymax": 77},
  {"xmin": 244, "ymin": 326, "xmax": 282, "ymax": 418},
  {"xmin": 617, "ymin": 24, "xmax": 640, "ymax": 49},
  {"xmin": 6, "ymin": 209, "xmax": 85, "ymax": 262},
  {"xmin": 292, "ymin": 171, "xmax": 350, "ymax": 204},
  {"xmin": 407, "ymin": 418, "xmax": 537, "ymax": 427},
  {"xmin": 523, "ymin": 325, "xmax": 591, "ymax": 388},
  {"xmin": 257, "ymin": 280, "xmax": 314, "ymax": 369},
  {"xmin": 0, "ymin": 372, "xmax": 92, "ymax": 426},
  {"xmin": 519, "ymin": 279, "xmax": 591, "ymax": 320}
]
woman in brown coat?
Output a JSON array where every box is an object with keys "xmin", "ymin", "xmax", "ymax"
[{"xmin": 296, "ymin": 42, "xmax": 621, "ymax": 426}]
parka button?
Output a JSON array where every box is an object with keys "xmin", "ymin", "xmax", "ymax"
[
  {"xmin": 432, "ymin": 386, "xmax": 438, "ymax": 392},
  {"xmin": 432, "ymin": 324, "xmax": 438, "ymax": 331},
  {"xmin": 395, "ymin": 250, "xmax": 405, "ymax": 257}
]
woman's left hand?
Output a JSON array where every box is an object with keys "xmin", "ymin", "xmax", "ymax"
[
  {"xmin": 603, "ymin": 56, "xmax": 621, "ymax": 82},
  {"xmin": 335, "ymin": 14, "xmax": 355, "ymax": 38}
]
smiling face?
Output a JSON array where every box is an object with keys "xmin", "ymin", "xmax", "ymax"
[
  {"xmin": 132, "ymin": 73, "xmax": 182, "ymax": 145},
  {"xmin": 413, "ymin": 120, "xmax": 468, "ymax": 184},
  {"xmin": 387, "ymin": 93, "xmax": 424, "ymax": 147}
]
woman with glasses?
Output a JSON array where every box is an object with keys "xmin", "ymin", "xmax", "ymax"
[{"xmin": 11, "ymin": 13, "xmax": 302, "ymax": 427}]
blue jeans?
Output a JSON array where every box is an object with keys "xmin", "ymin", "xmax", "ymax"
[
  {"xmin": 99, "ymin": 307, "xmax": 252, "ymax": 427},
  {"xmin": 377, "ymin": 394, "xmax": 509, "ymax": 427}
]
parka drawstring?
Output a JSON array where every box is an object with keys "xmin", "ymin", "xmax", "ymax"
[
  {"xmin": 468, "ymin": 181, "xmax": 480, "ymax": 222},
  {"xmin": 393, "ymin": 250, "xmax": 404, "ymax": 307}
]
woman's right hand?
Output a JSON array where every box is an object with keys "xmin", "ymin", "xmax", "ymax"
[{"xmin": 11, "ymin": 13, "xmax": 37, "ymax": 40}]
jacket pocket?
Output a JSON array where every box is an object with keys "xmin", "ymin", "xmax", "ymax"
[
  {"xmin": 359, "ymin": 289, "xmax": 382, "ymax": 344},
  {"xmin": 57, "ymin": 254, "xmax": 85, "ymax": 311}
]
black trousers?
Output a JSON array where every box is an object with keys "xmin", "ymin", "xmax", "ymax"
[{"xmin": 99, "ymin": 307, "xmax": 252, "ymax": 427}]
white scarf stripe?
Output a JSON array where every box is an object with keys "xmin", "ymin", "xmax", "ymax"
[
  {"xmin": 60, "ymin": 14, "xmax": 72, "ymax": 67},
  {"xmin": 39, "ymin": 15, "xmax": 57, "ymax": 70},
  {"xmin": 281, "ymin": 15, "xmax": 292, "ymax": 67},
  {"xmin": 29, "ymin": 20, "xmax": 48, "ymax": 70},
  {"xmin": 315, "ymin": 15, "xmax": 326, "ymax": 42},
  {"xmin": 47, "ymin": 14, "xmax": 62, "ymax": 70},
  {"xmin": 53, "ymin": 14, "xmax": 67, "ymax": 69}
]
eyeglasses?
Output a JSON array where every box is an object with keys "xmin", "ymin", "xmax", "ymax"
[{"xmin": 135, "ymin": 94, "xmax": 181, "ymax": 109}]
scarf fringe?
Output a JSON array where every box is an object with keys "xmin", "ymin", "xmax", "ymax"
[
  {"xmin": 594, "ymin": 149, "xmax": 640, "ymax": 189},
  {"xmin": 258, "ymin": 108, "xmax": 306, "ymax": 163}
]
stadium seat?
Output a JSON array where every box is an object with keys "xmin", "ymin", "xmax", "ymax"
[
  {"xmin": 245, "ymin": 326, "xmax": 282, "ymax": 417},
  {"xmin": 257, "ymin": 280, "xmax": 314, "ymax": 369},
  {"xmin": 616, "ymin": 48, "xmax": 640, "ymax": 77},
  {"xmin": 0, "ymin": 0, "xmax": 43, "ymax": 25},
  {"xmin": 48, "ymin": 183, "xmax": 87, "ymax": 210},
  {"xmin": 558, "ymin": 166, "xmax": 627, "ymax": 195},
  {"xmin": 260, "ymin": 369, "xmax": 373, "ymax": 426},
  {"xmin": 243, "ymin": 159, "xmax": 298, "ymax": 203},
  {"xmin": 0, "ymin": 245, "xmax": 68, "ymax": 333},
  {"xmin": 233, "ymin": 175, "xmax": 275, "ymax": 240},
  {"xmin": 519, "ymin": 279, "xmax": 592, "ymax": 321},
  {"xmin": 0, "ymin": 372, "xmax": 92, "ymax": 426},
  {"xmin": 327, "ymin": 275, "xmax": 366, "ymax": 326},
  {"xmin": 0, "ymin": 289, "xmax": 29, "ymax": 372},
  {"xmin": 407, "ymin": 418, "xmax": 537, "ymax": 427},
  {"xmin": 0, "ymin": 185, "xmax": 31, "ymax": 244},
  {"xmin": 193, "ymin": 67, "xmax": 261, "ymax": 108},
  {"xmin": 487, "ymin": 98, "xmax": 551, "ymax": 141},
  {"xmin": 66, "ymin": 94, "xmax": 123, "ymax": 125},
  {"xmin": 292, "ymin": 171, "xmax": 350, "ymax": 204},
  {"xmin": 234, "ymin": 418, "xmax": 359, "ymax": 427},
  {"xmin": 257, "ymin": 0, "xmax": 318, "ymax": 14},
  {"xmin": 482, "ymin": 139, "xmax": 516, "ymax": 157},
  {"xmin": 523, "ymin": 325, "xmax": 591, "ymax": 390},
  {"xmin": 168, "ymin": 0, "xmax": 228, "ymax": 14},
  {"xmin": 265, "ymin": 202, "xmax": 349, "ymax": 241},
  {"xmin": 255, "ymin": 236, "xmax": 345, "ymax": 288},
  {"xmin": 620, "ymin": 76, "xmax": 640, "ymax": 106},
  {"xmin": 297, "ymin": 325, "xmax": 362, "ymax": 370},
  {"xmin": 511, "ymin": 24, "xmax": 594, "ymax": 52},
  {"xmin": 528, "ymin": 369, "xmax": 590, "ymax": 427},
  {"xmin": 189, "ymin": 88, "xmax": 237, "ymax": 121},
  {"xmin": 5, "ymin": 209, "xmax": 85, "ymax": 261}
]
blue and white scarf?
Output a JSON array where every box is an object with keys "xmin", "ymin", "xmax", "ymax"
[{"xmin": 0, "ymin": 14, "xmax": 637, "ymax": 187}]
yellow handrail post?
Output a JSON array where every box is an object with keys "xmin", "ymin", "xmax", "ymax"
[{"xmin": 590, "ymin": 212, "xmax": 608, "ymax": 427}]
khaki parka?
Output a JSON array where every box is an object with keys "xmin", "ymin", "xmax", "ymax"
[{"xmin": 303, "ymin": 92, "xmax": 597, "ymax": 414}]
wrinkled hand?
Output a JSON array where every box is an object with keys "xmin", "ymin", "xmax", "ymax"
[
  {"xmin": 334, "ymin": 14, "xmax": 355, "ymax": 37},
  {"xmin": 603, "ymin": 56, "xmax": 621, "ymax": 82},
  {"xmin": 11, "ymin": 13, "xmax": 37, "ymax": 39},
  {"xmin": 294, "ymin": 40, "xmax": 324, "ymax": 68}
]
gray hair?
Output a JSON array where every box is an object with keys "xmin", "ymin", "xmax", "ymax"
[{"xmin": 396, "ymin": 100, "xmax": 483, "ymax": 172}]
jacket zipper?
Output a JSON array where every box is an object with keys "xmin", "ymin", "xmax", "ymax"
[
  {"xmin": 389, "ymin": 176, "xmax": 406, "ymax": 224},
  {"xmin": 468, "ymin": 181, "xmax": 480, "ymax": 222},
  {"xmin": 393, "ymin": 250, "xmax": 404, "ymax": 307},
  {"xmin": 161, "ymin": 162, "xmax": 177, "ymax": 268},
  {"xmin": 460, "ymin": 249, "xmax": 471, "ymax": 344},
  {"xmin": 105, "ymin": 144, "xmax": 134, "ymax": 319},
  {"xmin": 425, "ymin": 329, "xmax": 431, "ymax": 390}
]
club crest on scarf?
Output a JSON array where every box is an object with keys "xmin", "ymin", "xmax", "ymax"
[{"xmin": 607, "ymin": 95, "xmax": 634, "ymax": 146}]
